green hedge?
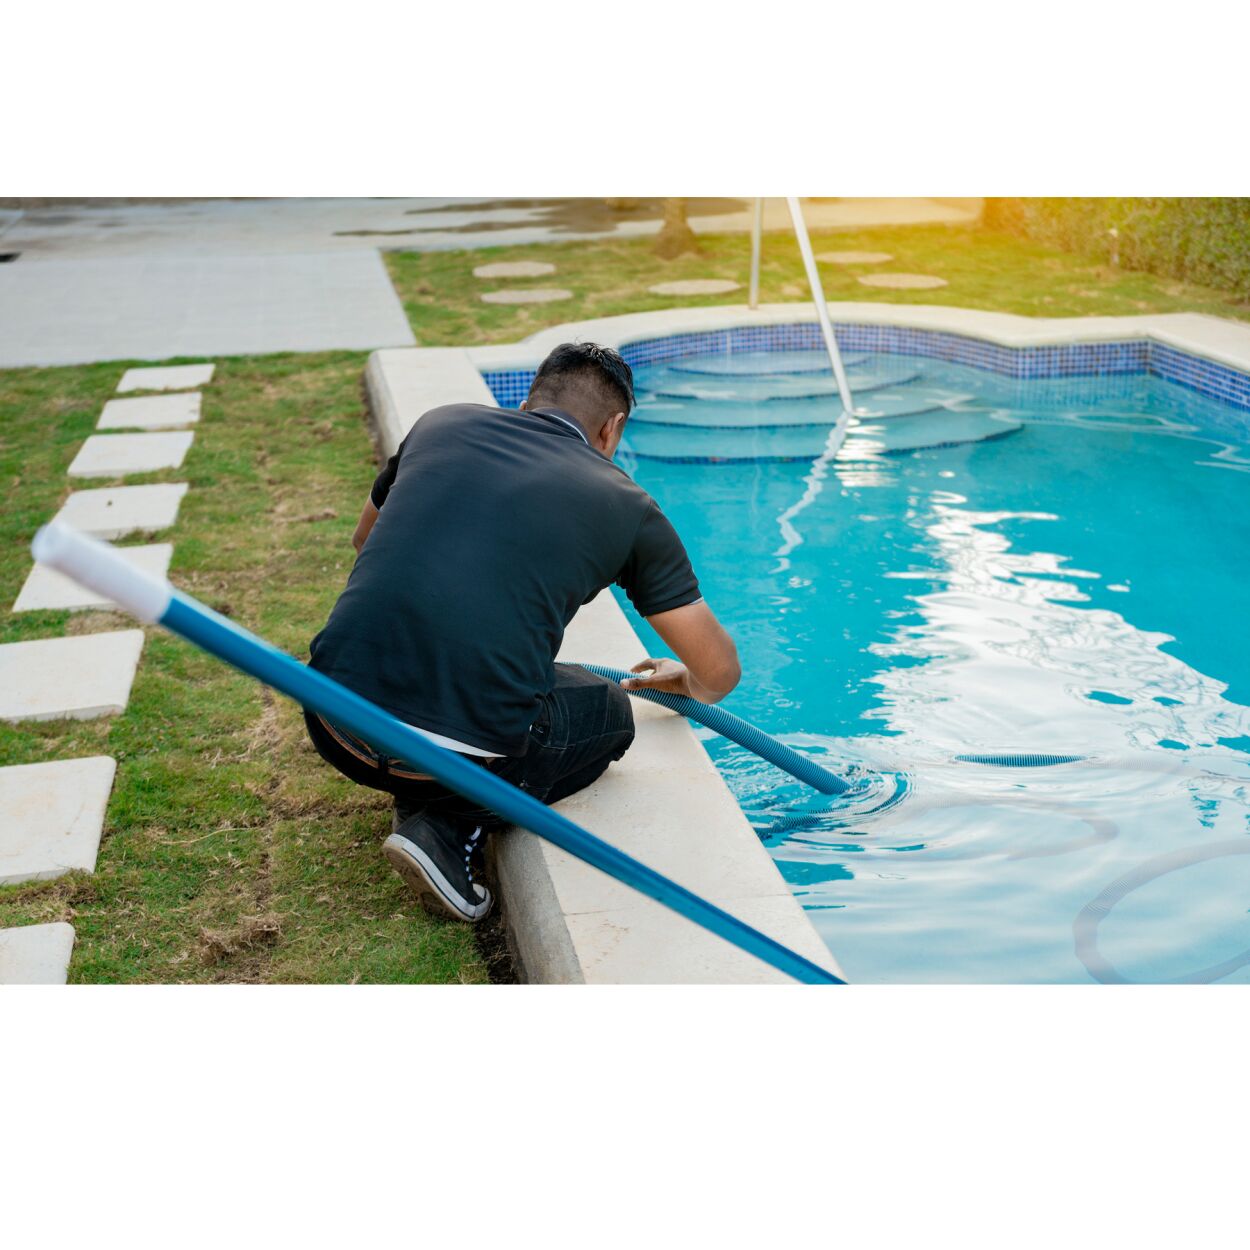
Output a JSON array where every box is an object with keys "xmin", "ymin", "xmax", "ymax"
[{"xmin": 982, "ymin": 198, "xmax": 1250, "ymax": 297}]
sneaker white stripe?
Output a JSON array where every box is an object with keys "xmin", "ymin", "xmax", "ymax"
[{"xmin": 386, "ymin": 833, "xmax": 491, "ymax": 921}]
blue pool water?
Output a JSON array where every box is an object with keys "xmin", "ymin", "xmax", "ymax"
[{"xmin": 614, "ymin": 349, "xmax": 1250, "ymax": 983}]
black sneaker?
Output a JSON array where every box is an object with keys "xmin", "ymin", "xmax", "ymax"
[{"xmin": 383, "ymin": 810, "xmax": 493, "ymax": 923}]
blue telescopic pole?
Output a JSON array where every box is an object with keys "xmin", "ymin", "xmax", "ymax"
[{"xmin": 32, "ymin": 523, "xmax": 844, "ymax": 985}]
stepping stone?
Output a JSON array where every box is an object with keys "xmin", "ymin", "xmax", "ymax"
[
  {"xmin": 479, "ymin": 288, "xmax": 573, "ymax": 305},
  {"xmin": 67, "ymin": 431, "xmax": 194, "ymax": 479},
  {"xmin": 857, "ymin": 272, "xmax": 948, "ymax": 289},
  {"xmin": 816, "ymin": 251, "xmax": 894, "ymax": 265},
  {"xmin": 14, "ymin": 543, "xmax": 173, "ymax": 612},
  {"xmin": 117, "ymin": 363, "xmax": 214, "ymax": 393},
  {"xmin": 473, "ymin": 261, "xmax": 556, "ymax": 279},
  {"xmin": 98, "ymin": 392, "xmax": 201, "ymax": 431},
  {"xmin": 52, "ymin": 483, "xmax": 189, "ymax": 540},
  {"xmin": 648, "ymin": 279, "xmax": 741, "ymax": 297},
  {"xmin": 0, "ymin": 757, "xmax": 117, "ymax": 884},
  {"xmin": 0, "ymin": 631, "xmax": 145, "ymax": 722},
  {"xmin": 0, "ymin": 922, "xmax": 75, "ymax": 984}
]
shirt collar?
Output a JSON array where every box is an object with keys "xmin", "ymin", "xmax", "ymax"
[{"xmin": 529, "ymin": 406, "xmax": 591, "ymax": 447}]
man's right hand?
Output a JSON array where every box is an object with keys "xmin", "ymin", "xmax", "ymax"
[
  {"xmin": 622, "ymin": 657, "xmax": 696, "ymax": 698},
  {"xmin": 633, "ymin": 600, "xmax": 742, "ymax": 704}
]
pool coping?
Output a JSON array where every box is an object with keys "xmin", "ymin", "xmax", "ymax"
[
  {"xmin": 367, "ymin": 299, "xmax": 1250, "ymax": 985},
  {"xmin": 465, "ymin": 302, "xmax": 1250, "ymax": 391}
]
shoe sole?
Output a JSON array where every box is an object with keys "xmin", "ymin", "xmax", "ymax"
[{"xmin": 383, "ymin": 832, "xmax": 493, "ymax": 923}]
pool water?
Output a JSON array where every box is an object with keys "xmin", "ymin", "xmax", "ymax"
[{"xmin": 614, "ymin": 349, "xmax": 1250, "ymax": 983}]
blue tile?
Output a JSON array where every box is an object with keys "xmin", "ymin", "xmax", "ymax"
[{"xmin": 481, "ymin": 322, "xmax": 1250, "ymax": 415}]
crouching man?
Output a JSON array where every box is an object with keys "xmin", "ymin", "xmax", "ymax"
[{"xmin": 305, "ymin": 342, "xmax": 740, "ymax": 922}]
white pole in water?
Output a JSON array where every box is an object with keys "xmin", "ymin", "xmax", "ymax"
[
  {"xmin": 748, "ymin": 197, "xmax": 763, "ymax": 309},
  {"xmin": 785, "ymin": 195, "xmax": 857, "ymax": 415}
]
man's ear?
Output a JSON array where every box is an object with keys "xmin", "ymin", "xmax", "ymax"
[
  {"xmin": 518, "ymin": 400, "xmax": 528, "ymax": 411},
  {"xmin": 600, "ymin": 411, "xmax": 627, "ymax": 450}
]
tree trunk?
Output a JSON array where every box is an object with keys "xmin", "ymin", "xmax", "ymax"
[{"xmin": 653, "ymin": 197, "xmax": 700, "ymax": 259}]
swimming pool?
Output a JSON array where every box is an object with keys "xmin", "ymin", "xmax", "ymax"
[{"xmin": 613, "ymin": 344, "xmax": 1250, "ymax": 984}]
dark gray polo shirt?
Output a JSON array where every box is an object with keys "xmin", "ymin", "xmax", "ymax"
[{"xmin": 308, "ymin": 403, "xmax": 701, "ymax": 756}]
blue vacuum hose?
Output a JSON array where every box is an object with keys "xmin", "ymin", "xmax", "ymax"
[
  {"xmin": 30, "ymin": 522, "xmax": 842, "ymax": 986},
  {"xmin": 955, "ymin": 753, "xmax": 1088, "ymax": 767},
  {"xmin": 581, "ymin": 663, "xmax": 852, "ymax": 795}
]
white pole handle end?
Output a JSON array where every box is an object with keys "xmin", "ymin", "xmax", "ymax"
[{"xmin": 31, "ymin": 521, "xmax": 172, "ymax": 623}]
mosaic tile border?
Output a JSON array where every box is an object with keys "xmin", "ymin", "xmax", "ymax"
[{"xmin": 482, "ymin": 322, "xmax": 1250, "ymax": 414}]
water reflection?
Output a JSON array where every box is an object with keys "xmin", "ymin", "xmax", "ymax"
[
  {"xmin": 623, "ymin": 353, "xmax": 1250, "ymax": 981},
  {"xmin": 871, "ymin": 501, "xmax": 1250, "ymax": 760}
]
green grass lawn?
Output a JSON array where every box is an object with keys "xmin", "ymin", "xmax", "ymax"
[
  {"xmin": 3, "ymin": 216, "xmax": 1244, "ymax": 983},
  {"xmin": 0, "ymin": 353, "xmax": 494, "ymax": 982},
  {"xmin": 385, "ymin": 222, "xmax": 1250, "ymax": 347}
]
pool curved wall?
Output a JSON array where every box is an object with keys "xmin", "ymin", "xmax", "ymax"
[{"xmin": 479, "ymin": 314, "xmax": 1250, "ymax": 413}]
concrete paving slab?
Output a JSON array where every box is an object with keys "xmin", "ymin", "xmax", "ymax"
[
  {"xmin": 0, "ymin": 757, "xmax": 117, "ymax": 884},
  {"xmin": 98, "ymin": 393, "xmax": 201, "ymax": 431},
  {"xmin": 532, "ymin": 696, "xmax": 788, "ymax": 916},
  {"xmin": 858, "ymin": 272, "xmax": 948, "ymax": 289},
  {"xmin": 0, "ymin": 631, "xmax": 145, "ymax": 722},
  {"xmin": 0, "ymin": 922, "xmax": 75, "ymax": 984},
  {"xmin": 117, "ymin": 363, "xmax": 214, "ymax": 392},
  {"xmin": 52, "ymin": 483, "xmax": 188, "ymax": 539},
  {"xmin": 14, "ymin": 543, "xmax": 173, "ymax": 612},
  {"xmin": 365, "ymin": 348, "xmax": 496, "ymax": 453},
  {"xmin": 473, "ymin": 261, "xmax": 556, "ymax": 279},
  {"xmin": 67, "ymin": 431, "xmax": 194, "ymax": 478},
  {"xmin": 649, "ymin": 279, "xmax": 742, "ymax": 296},
  {"xmin": 0, "ymin": 250, "xmax": 415, "ymax": 368},
  {"xmin": 479, "ymin": 288, "xmax": 572, "ymax": 305},
  {"xmin": 565, "ymin": 893, "xmax": 839, "ymax": 985}
]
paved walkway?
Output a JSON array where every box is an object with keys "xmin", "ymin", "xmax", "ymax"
[
  {"xmin": 0, "ymin": 198, "xmax": 978, "ymax": 369},
  {"xmin": 0, "ymin": 198, "xmax": 976, "ymax": 368},
  {"xmin": 0, "ymin": 250, "xmax": 414, "ymax": 368}
]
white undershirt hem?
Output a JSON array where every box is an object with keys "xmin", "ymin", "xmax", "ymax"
[{"xmin": 406, "ymin": 721, "xmax": 502, "ymax": 759}]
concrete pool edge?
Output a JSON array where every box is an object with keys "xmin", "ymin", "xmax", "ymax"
[
  {"xmin": 363, "ymin": 346, "xmax": 845, "ymax": 984},
  {"xmin": 466, "ymin": 302, "xmax": 1250, "ymax": 371},
  {"xmin": 466, "ymin": 303, "xmax": 1250, "ymax": 410}
]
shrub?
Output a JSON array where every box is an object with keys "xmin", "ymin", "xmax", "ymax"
[{"xmin": 982, "ymin": 198, "xmax": 1250, "ymax": 298}]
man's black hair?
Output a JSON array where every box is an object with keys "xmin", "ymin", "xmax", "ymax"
[{"xmin": 526, "ymin": 341, "xmax": 635, "ymax": 423}]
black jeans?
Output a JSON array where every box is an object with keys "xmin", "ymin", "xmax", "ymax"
[{"xmin": 304, "ymin": 663, "xmax": 636, "ymax": 829}]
